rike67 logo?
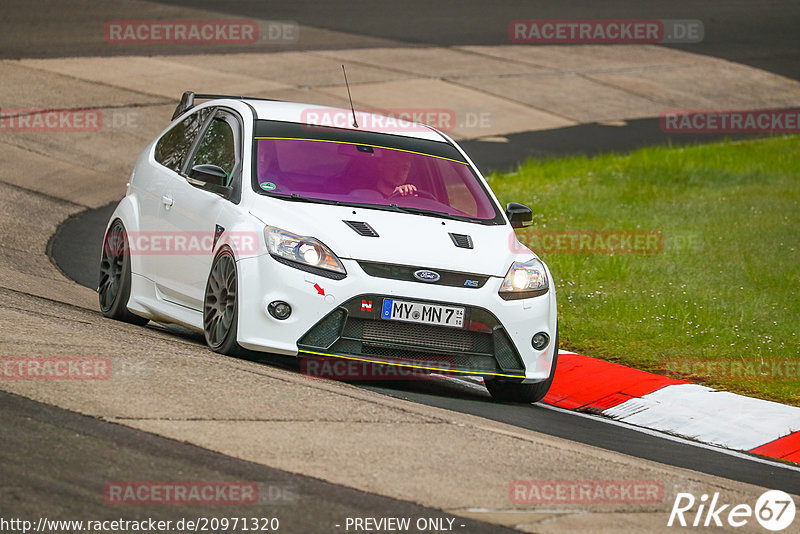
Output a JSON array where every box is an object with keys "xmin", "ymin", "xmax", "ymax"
[{"xmin": 668, "ymin": 490, "xmax": 796, "ymax": 531}]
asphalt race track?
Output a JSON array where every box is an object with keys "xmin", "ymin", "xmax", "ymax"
[
  {"xmin": 4, "ymin": 1, "xmax": 800, "ymax": 532},
  {"xmin": 5, "ymin": 1, "xmax": 799, "ymax": 80},
  {"xmin": 2, "ymin": 0, "xmax": 798, "ymax": 170},
  {"xmin": 0, "ymin": 389, "xmax": 515, "ymax": 533},
  {"xmin": 50, "ymin": 203, "xmax": 800, "ymax": 493}
]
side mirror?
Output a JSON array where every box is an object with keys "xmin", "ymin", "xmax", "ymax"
[
  {"xmin": 189, "ymin": 164, "xmax": 232, "ymax": 198},
  {"xmin": 505, "ymin": 202, "xmax": 533, "ymax": 228}
]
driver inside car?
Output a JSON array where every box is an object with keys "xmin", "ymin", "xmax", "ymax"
[
  {"xmin": 349, "ymin": 149, "xmax": 419, "ymax": 200},
  {"xmin": 376, "ymin": 151, "xmax": 417, "ymax": 197}
]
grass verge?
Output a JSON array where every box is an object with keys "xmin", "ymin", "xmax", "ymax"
[{"xmin": 487, "ymin": 136, "xmax": 800, "ymax": 405}]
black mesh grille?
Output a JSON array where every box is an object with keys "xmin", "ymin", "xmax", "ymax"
[
  {"xmin": 298, "ymin": 309, "xmax": 345, "ymax": 349},
  {"xmin": 358, "ymin": 319, "xmax": 485, "ymax": 353},
  {"xmin": 343, "ymin": 220, "xmax": 379, "ymax": 237},
  {"xmin": 297, "ymin": 295, "xmax": 525, "ymax": 376},
  {"xmin": 493, "ymin": 329, "xmax": 523, "ymax": 370},
  {"xmin": 449, "ymin": 233, "xmax": 473, "ymax": 249}
]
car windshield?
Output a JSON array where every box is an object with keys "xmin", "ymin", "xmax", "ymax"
[{"xmin": 252, "ymin": 123, "xmax": 500, "ymax": 222}]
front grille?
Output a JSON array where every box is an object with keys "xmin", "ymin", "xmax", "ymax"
[
  {"xmin": 358, "ymin": 261, "xmax": 489, "ymax": 289},
  {"xmin": 358, "ymin": 319, "xmax": 485, "ymax": 353},
  {"xmin": 297, "ymin": 294, "xmax": 525, "ymax": 377}
]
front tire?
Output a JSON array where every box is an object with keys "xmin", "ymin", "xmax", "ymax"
[
  {"xmin": 98, "ymin": 220, "xmax": 149, "ymax": 326},
  {"xmin": 485, "ymin": 329, "xmax": 559, "ymax": 403},
  {"xmin": 203, "ymin": 248, "xmax": 244, "ymax": 356}
]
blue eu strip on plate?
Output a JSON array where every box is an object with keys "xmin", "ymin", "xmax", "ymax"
[{"xmin": 381, "ymin": 298, "xmax": 393, "ymax": 319}]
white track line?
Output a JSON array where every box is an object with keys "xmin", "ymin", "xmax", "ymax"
[
  {"xmin": 441, "ymin": 375, "xmax": 800, "ymax": 474},
  {"xmin": 538, "ymin": 403, "xmax": 800, "ymax": 474},
  {"xmin": 604, "ymin": 383, "xmax": 800, "ymax": 451}
]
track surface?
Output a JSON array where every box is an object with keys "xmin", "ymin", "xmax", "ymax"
[
  {"xmin": 50, "ymin": 203, "xmax": 800, "ymax": 494},
  {"xmin": 5, "ymin": 1, "xmax": 800, "ymax": 530},
  {"xmin": 2, "ymin": 0, "xmax": 797, "ymax": 171},
  {"xmin": 4, "ymin": 0, "xmax": 798, "ymax": 81},
  {"xmin": 0, "ymin": 389, "xmax": 514, "ymax": 533}
]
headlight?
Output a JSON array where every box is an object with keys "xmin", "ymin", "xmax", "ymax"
[
  {"xmin": 265, "ymin": 226, "xmax": 346, "ymax": 275},
  {"xmin": 499, "ymin": 258, "xmax": 548, "ymax": 300}
]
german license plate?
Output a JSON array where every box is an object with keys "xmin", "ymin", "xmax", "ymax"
[{"xmin": 381, "ymin": 299, "xmax": 465, "ymax": 328}]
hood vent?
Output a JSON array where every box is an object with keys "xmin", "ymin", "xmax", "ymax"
[
  {"xmin": 449, "ymin": 232, "xmax": 473, "ymax": 249},
  {"xmin": 344, "ymin": 220, "xmax": 379, "ymax": 237}
]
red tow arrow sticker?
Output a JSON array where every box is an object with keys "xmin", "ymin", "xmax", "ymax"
[{"xmin": 313, "ymin": 283, "xmax": 325, "ymax": 296}]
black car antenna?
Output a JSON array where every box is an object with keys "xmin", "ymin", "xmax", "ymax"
[{"xmin": 341, "ymin": 65, "xmax": 358, "ymax": 128}]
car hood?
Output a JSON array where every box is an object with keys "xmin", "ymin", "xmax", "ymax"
[{"xmin": 249, "ymin": 199, "xmax": 531, "ymax": 277}]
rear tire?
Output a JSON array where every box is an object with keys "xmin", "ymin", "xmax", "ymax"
[
  {"xmin": 203, "ymin": 248, "xmax": 245, "ymax": 356},
  {"xmin": 98, "ymin": 220, "xmax": 149, "ymax": 326},
  {"xmin": 485, "ymin": 329, "xmax": 558, "ymax": 403}
]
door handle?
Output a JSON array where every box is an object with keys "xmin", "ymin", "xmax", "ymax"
[{"xmin": 161, "ymin": 195, "xmax": 174, "ymax": 209}]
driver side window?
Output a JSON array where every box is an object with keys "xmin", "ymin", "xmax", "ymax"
[
  {"xmin": 154, "ymin": 107, "xmax": 212, "ymax": 172},
  {"xmin": 187, "ymin": 115, "xmax": 237, "ymax": 185}
]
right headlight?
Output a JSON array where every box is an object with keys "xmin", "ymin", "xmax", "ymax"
[
  {"xmin": 499, "ymin": 258, "xmax": 548, "ymax": 300},
  {"xmin": 265, "ymin": 226, "xmax": 346, "ymax": 276}
]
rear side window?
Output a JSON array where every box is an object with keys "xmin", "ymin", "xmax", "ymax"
[{"xmin": 154, "ymin": 107, "xmax": 212, "ymax": 172}]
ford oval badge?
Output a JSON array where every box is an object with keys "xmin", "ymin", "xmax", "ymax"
[{"xmin": 414, "ymin": 269, "xmax": 440, "ymax": 282}]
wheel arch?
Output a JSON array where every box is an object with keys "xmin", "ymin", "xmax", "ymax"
[{"xmin": 104, "ymin": 196, "xmax": 142, "ymax": 274}]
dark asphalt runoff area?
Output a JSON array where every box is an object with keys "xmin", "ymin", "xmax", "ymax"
[
  {"xmin": 0, "ymin": 390, "xmax": 517, "ymax": 533},
  {"xmin": 2, "ymin": 0, "xmax": 798, "ymax": 170},
  {"xmin": 4, "ymin": 1, "xmax": 799, "ymax": 81}
]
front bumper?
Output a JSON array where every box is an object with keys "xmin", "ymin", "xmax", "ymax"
[
  {"xmin": 298, "ymin": 294, "xmax": 526, "ymax": 378},
  {"xmin": 235, "ymin": 254, "xmax": 557, "ymax": 382}
]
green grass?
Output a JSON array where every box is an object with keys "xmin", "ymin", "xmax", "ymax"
[{"xmin": 486, "ymin": 136, "xmax": 800, "ymax": 405}]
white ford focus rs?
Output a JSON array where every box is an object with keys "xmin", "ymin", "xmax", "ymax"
[{"xmin": 99, "ymin": 92, "xmax": 558, "ymax": 402}]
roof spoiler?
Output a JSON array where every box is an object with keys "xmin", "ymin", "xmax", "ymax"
[
  {"xmin": 171, "ymin": 91, "xmax": 283, "ymax": 120},
  {"xmin": 171, "ymin": 91, "xmax": 195, "ymax": 120}
]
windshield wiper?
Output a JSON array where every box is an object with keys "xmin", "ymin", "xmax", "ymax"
[
  {"xmin": 266, "ymin": 193, "xmax": 478, "ymax": 222},
  {"xmin": 386, "ymin": 205, "xmax": 475, "ymax": 222},
  {"xmin": 280, "ymin": 196, "xmax": 397, "ymax": 213},
  {"xmin": 265, "ymin": 193, "xmax": 344, "ymax": 206}
]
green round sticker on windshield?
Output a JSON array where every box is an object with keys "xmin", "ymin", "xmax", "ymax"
[{"xmin": 260, "ymin": 181, "xmax": 276, "ymax": 191}]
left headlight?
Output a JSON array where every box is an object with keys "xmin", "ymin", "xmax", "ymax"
[
  {"xmin": 499, "ymin": 258, "xmax": 548, "ymax": 300},
  {"xmin": 265, "ymin": 226, "xmax": 346, "ymax": 276}
]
